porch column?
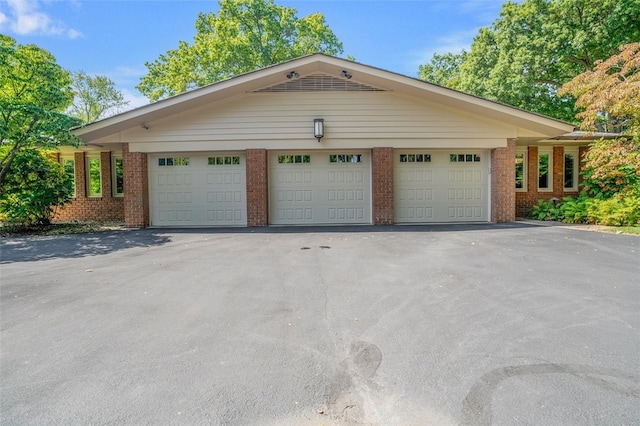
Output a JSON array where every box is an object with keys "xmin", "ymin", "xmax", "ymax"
[
  {"xmin": 123, "ymin": 143, "xmax": 149, "ymax": 227},
  {"xmin": 491, "ymin": 139, "xmax": 516, "ymax": 223}
]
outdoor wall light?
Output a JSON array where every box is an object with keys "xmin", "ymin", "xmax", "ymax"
[
  {"xmin": 314, "ymin": 119, "xmax": 324, "ymax": 142},
  {"xmin": 341, "ymin": 70, "xmax": 352, "ymax": 79},
  {"xmin": 286, "ymin": 71, "xmax": 300, "ymax": 79}
]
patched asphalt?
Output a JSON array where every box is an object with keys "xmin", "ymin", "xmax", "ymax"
[{"xmin": 1, "ymin": 223, "xmax": 639, "ymax": 425}]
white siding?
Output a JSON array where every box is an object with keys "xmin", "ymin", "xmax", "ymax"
[{"xmin": 122, "ymin": 92, "xmax": 518, "ymax": 152}]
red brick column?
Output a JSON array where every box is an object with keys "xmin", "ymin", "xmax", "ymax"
[
  {"xmin": 246, "ymin": 149, "xmax": 268, "ymax": 226},
  {"xmin": 552, "ymin": 146, "xmax": 564, "ymax": 196},
  {"xmin": 491, "ymin": 139, "xmax": 516, "ymax": 223},
  {"xmin": 371, "ymin": 147, "xmax": 394, "ymax": 225},
  {"xmin": 74, "ymin": 152, "xmax": 87, "ymax": 198},
  {"xmin": 101, "ymin": 151, "xmax": 113, "ymax": 199},
  {"xmin": 123, "ymin": 143, "xmax": 149, "ymax": 227}
]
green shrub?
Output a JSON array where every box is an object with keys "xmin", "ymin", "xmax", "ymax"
[
  {"xmin": 587, "ymin": 196, "xmax": 640, "ymax": 226},
  {"xmin": 559, "ymin": 195, "xmax": 590, "ymax": 224},
  {"xmin": 0, "ymin": 149, "xmax": 73, "ymax": 226},
  {"xmin": 529, "ymin": 199, "xmax": 563, "ymax": 221}
]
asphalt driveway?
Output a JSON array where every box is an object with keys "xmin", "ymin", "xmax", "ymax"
[{"xmin": 1, "ymin": 223, "xmax": 639, "ymax": 425}]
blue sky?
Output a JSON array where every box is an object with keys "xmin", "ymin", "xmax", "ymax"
[{"xmin": 1, "ymin": 0, "xmax": 509, "ymax": 108}]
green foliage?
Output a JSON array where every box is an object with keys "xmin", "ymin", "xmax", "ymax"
[
  {"xmin": 418, "ymin": 0, "xmax": 640, "ymax": 123},
  {"xmin": 0, "ymin": 149, "xmax": 73, "ymax": 226},
  {"xmin": 137, "ymin": 0, "xmax": 344, "ymax": 101},
  {"xmin": 558, "ymin": 196, "xmax": 590, "ymax": 224},
  {"xmin": 68, "ymin": 71, "xmax": 129, "ymax": 124},
  {"xmin": 587, "ymin": 196, "xmax": 640, "ymax": 226},
  {"xmin": 529, "ymin": 198, "xmax": 563, "ymax": 221},
  {"xmin": 0, "ymin": 35, "xmax": 81, "ymax": 188},
  {"xmin": 559, "ymin": 42, "xmax": 640, "ymax": 136},
  {"xmin": 528, "ymin": 193, "xmax": 640, "ymax": 226},
  {"xmin": 581, "ymin": 138, "xmax": 640, "ymax": 198},
  {"xmin": 418, "ymin": 51, "xmax": 467, "ymax": 88}
]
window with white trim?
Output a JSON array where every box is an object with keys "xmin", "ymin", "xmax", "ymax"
[
  {"xmin": 112, "ymin": 155, "xmax": 124, "ymax": 197},
  {"xmin": 538, "ymin": 148, "xmax": 552, "ymax": 191},
  {"xmin": 61, "ymin": 155, "xmax": 76, "ymax": 198},
  {"xmin": 563, "ymin": 148, "xmax": 579, "ymax": 191},
  {"xmin": 86, "ymin": 154, "xmax": 102, "ymax": 197},
  {"xmin": 515, "ymin": 149, "xmax": 527, "ymax": 191}
]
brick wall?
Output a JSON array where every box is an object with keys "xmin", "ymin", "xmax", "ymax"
[
  {"xmin": 54, "ymin": 151, "xmax": 125, "ymax": 222},
  {"xmin": 245, "ymin": 149, "xmax": 268, "ymax": 226},
  {"xmin": 515, "ymin": 145, "xmax": 588, "ymax": 217},
  {"xmin": 490, "ymin": 139, "xmax": 516, "ymax": 223},
  {"xmin": 371, "ymin": 147, "xmax": 394, "ymax": 225},
  {"xmin": 123, "ymin": 143, "xmax": 149, "ymax": 227}
]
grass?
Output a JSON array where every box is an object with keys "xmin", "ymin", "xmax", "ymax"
[
  {"xmin": 598, "ymin": 226, "xmax": 640, "ymax": 236},
  {"xmin": 0, "ymin": 221, "xmax": 125, "ymax": 238}
]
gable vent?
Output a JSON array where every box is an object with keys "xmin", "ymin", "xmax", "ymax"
[{"xmin": 255, "ymin": 74, "xmax": 385, "ymax": 92}]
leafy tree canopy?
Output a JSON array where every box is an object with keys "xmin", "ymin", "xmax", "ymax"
[
  {"xmin": 418, "ymin": 0, "xmax": 640, "ymax": 123},
  {"xmin": 0, "ymin": 35, "xmax": 81, "ymax": 189},
  {"xmin": 559, "ymin": 43, "xmax": 640, "ymax": 136},
  {"xmin": 0, "ymin": 148, "xmax": 73, "ymax": 226},
  {"xmin": 137, "ymin": 0, "xmax": 344, "ymax": 101},
  {"xmin": 68, "ymin": 71, "xmax": 129, "ymax": 124}
]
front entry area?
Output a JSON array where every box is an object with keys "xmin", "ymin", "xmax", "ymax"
[
  {"xmin": 394, "ymin": 150, "xmax": 489, "ymax": 222},
  {"xmin": 269, "ymin": 151, "xmax": 371, "ymax": 225},
  {"xmin": 149, "ymin": 153, "xmax": 247, "ymax": 226}
]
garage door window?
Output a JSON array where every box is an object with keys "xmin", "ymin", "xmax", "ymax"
[
  {"xmin": 450, "ymin": 154, "xmax": 481, "ymax": 163},
  {"xmin": 209, "ymin": 156, "xmax": 240, "ymax": 165},
  {"xmin": 158, "ymin": 157, "xmax": 190, "ymax": 166},
  {"xmin": 278, "ymin": 155, "xmax": 310, "ymax": 164},
  {"xmin": 329, "ymin": 154, "xmax": 362, "ymax": 163},
  {"xmin": 399, "ymin": 154, "xmax": 431, "ymax": 163}
]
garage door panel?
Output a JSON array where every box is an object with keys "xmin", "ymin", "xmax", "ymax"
[
  {"xmin": 150, "ymin": 153, "xmax": 246, "ymax": 226},
  {"xmin": 270, "ymin": 152, "xmax": 370, "ymax": 225},
  {"xmin": 395, "ymin": 150, "xmax": 488, "ymax": 223}
]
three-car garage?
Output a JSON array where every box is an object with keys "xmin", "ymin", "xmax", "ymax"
[{"xmin": 148, "ymin": 149, "xmax": 489, "ymax": 226}]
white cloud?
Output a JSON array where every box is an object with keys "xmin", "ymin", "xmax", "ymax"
[
  {"xmin": 408, "ymin": 29, "xmax": 478, "ymax": 71},
  {"xmin": 0, "ymin": 0, "xmax": 83, "ymax": 38},
  {"xmin": 121, "ymin": 88, "xmax": 150, "ymax": 111}
]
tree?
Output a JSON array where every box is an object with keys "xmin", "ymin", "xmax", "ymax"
[
  {"xmin": 559, "ymin": 43, "xmax": 640, "ymax": 136},
  {"xmin": 68, "ymin": 71, "xmax": 129, "ymax": 124},
  {"xmin": 418, "ymin": 0, "xmax": 640, "ymax": 123},
  {"xmin": 0, "ymin": 148, "xmax": 73, "ymax": 226},
  {"xmin": 137, "ymin": 0, "xmax": 344, "ymax": 101},
  {"xmin": 0, "ymin": 35, "xmax": 81, "ymax": 189},
  {"xmin": 418, "ymin": 51, "xmax": 467, "ymax": 88}
]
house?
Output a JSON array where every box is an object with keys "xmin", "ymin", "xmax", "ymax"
[{"xmin": 56, "ymin": 53, "xmax": 586, "ymax": 228}]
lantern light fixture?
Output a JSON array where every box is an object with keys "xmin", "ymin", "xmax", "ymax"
[{"xmin": 314, "ymin": 119, "xmax": 324, "ymax": 142}]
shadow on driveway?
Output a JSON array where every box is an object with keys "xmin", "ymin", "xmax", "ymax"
[
  {"xmin": 145, "ymin": 221, "xmax": 542, "ymax": 235},
  {"xmin": 0, "ymin": 229, "xmax": 171, "ymax": 264},
  {"xmin": 0, "ymin": 222, "xmax": 547, "ymax": 264}
]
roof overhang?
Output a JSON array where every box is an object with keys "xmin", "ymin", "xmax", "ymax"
[{"xmin": 73, "ymin": 53, "xmax": 575, "ymax": 143}]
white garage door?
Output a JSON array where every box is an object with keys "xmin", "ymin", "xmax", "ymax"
[
  {"xmin": 395, "ymin": 150, "xmax": 488, "ymax": 222},
  {"xmin": 270, "ymin": 152, "xmax": 371, "ymax": 225},
  {"xmin": 149, "ymin": 153, "xmax": 246, "ymax": 226}
]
